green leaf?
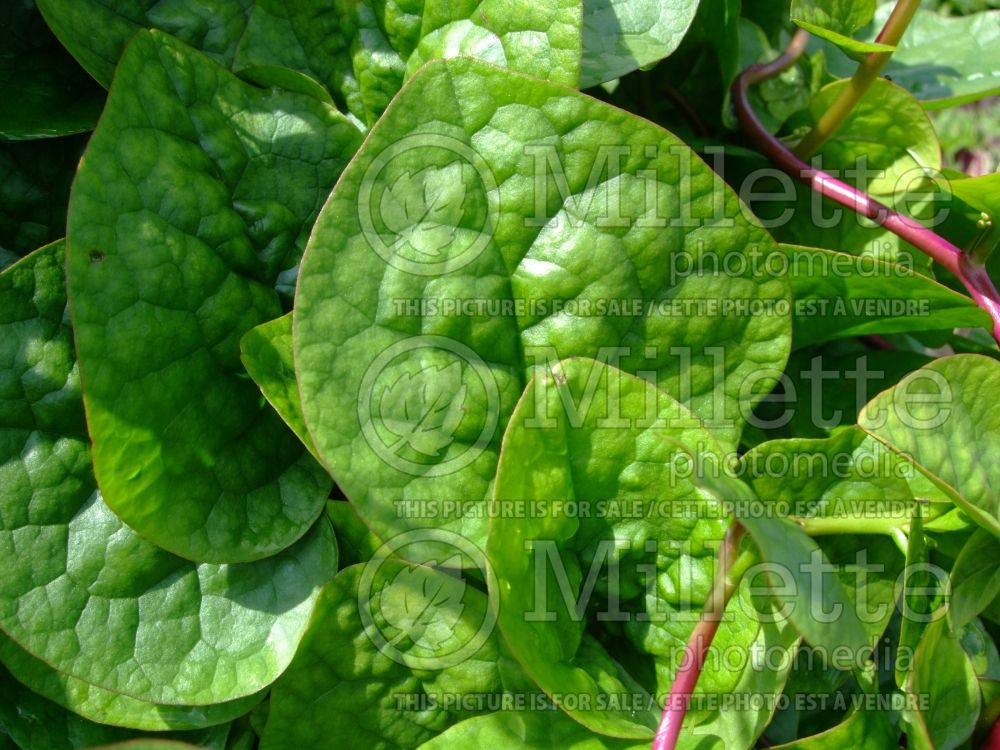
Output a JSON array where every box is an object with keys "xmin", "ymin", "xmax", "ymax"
[
  {"xmin": 809, "ymin": 79, "xmax": 941, "ymax": 197},
  {"xmin": 35, "ymin": 0, "xmax": 255, "ymax": 88},
  {"xmin": 0, "ymin": 665, "xmax": 230, "ymax": 750},
  {"xmin": 37, "ymin": 0, "xmax": 583, "ymax": 126},
  {"xmin": 87, "ymin": 743, "xmax": 210, "ymax": 750},
  {"xmin": 489, "ymin": 358, "xmax": 795, "ymax": 741},
  {"xmin": 580, "ymin": 0, "xmax": 701, "ymax": 87},
  {"xmin": 0, "ymin": 635, "xmax": 262, "ymax": 731},
  {"xmin": 261, "ymin": 561, "xmax": 521, "ymax": 750},
  {"xmin": 65, "ymin": 30, "xmax": 360, "ymax": 562},
  {"xmin": 294, "ymin": 56, "xmax": 792, "ymax": 555},
  {"xmin": 859, "ymin": 354, "xmax": 1000, "ymax": 538},
  {"xmin": 240, "ymin": 314, "xmax": 319, "ymax": 461},
  {"xmin": 790, "ymin": 0, "xmax": 893, "ymax": 54},
  {"xmin": 415, "ymin": 710, "xmax": 649, "ymax": 749},
  {"xmin": 0, "ymin": 242, "xmax": 338, "ymax": 706},
  {"xmin": 0, "ymin": 1, "xmax": 104, "ymax": 140},
  {"xmin": 904, "ymin": 617, "xmax": 981, "ymax": 750},
  {"xmin": 737, "ymin": 514, "xmax": 872, "ymax": 654},
  {"xmin": 827, "ymin": 6, "xmax": 1000, "ymax": 108},
  {"xmin": 326, "ymin": 500, "xmax": 382, "ymax": 568},
  {"xmin": 780, "ymin": 244, "xmax": 987, "ymax": 348},
  {"xmin": 768, "ymin": 707, "xmax": 898, "ymax": 749},
  {"xmin": 746, "ymin": 346, "xmax": 932, "ymax": 444},
  {"xmin": 948, "ymin": 528, "xmax": 1000, "ymax": 631},
  {"xmin": 0, "ymin": 135, "xmax": 86, "ymax": 255},
  {"xmin": 741, "ymin": 428, "xmax": 916, "ymax": 531}
]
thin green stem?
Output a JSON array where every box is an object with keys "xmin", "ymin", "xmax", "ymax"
[
  {"xmin": 651, "ymin": 522, "xmax": 748, "ymax": 750},
  {"xmin": 793, "ymin": 0, "xmax": 923, "ymax": 160},
  {"xmin": 794, "ymin": 514, "xmax": 909, "ymax": 537}
]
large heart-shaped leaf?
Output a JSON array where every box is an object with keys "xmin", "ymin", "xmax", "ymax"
[
  {"xmin": 294, "ymin": 56, "xmax": 791, "ymax": 554},
  {"xmin": 65, "ymin": 30, "xmax": 359, "ymax": 562},
  {"xmin": 488, "ymin": 358, "xmax": 795, "ymax": 741},
  {"xmin": 1, "ymin": 242, "xmax": 338, "ymax": 706}
]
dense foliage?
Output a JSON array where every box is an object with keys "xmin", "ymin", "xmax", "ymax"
[{"xmin": 2, "ymin": 1, "xmax": 1000, "ymax": 749}]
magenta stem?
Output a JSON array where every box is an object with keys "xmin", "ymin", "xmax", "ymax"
[
  {"xmin": 731, "ymin": 29, "xmax": 1000, "ymax": 344},
  {"xmin": 651, "ymin": 523, "xmax": 746, "ymax": 750}
]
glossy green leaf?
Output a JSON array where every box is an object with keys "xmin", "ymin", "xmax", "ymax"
[
  {"xmin": 65, "ymin": 30, "xmax": 359, "ymax": 562},
  {"xmin": 0, "ymin": 1, "xmax": 104, "ymax": 140},
  {"xmin": 948, "ymin": 528, "xmax": 1000, "ymax": 631},
  {"xmin": 809, "ymin": 79, "xmax": 941, "ymax": 197},
  {"xmin": 35, "ymin": 0, "xmax": 255, "ymax": 87},
  {"xmin": 580, "ymin": 0, "xmax": 701, "ymax": 87},
  {"xmin": 0, "ymin": 636, "xmax": 262, "ymax": 731},
  {"xmin": 415, "ymin": 710, "xmax": 649, "ymax": 749},
  {"xmin": 240, "ymin": 314, "xmax": 318, "ymax": 461},
  {"xmin": 0, "ymin": 242, "xmax": 338, "ymax": 706},
  {"xmin": 790, "ymin": 0, "xmax": 892, "ymax": 53},
  {"xmin": 780, "ymin": 244, "xmax": 987, "ymax": 348},
  {"xmin": 295, "ymin": 56, "xmax": 792, "ymax": 555},
  {"xmin": 741, "ymin": 428, "xmax": 915, "ymax": 516},
  {"xmin": 489, "ymin": 358, "xmax": 795, "ymax": 741},
  {"xmin": 859, "ymin": 354, "xmax": 1000, "ymax": 538},
  {"xmin": 904, "ymin": 617, "xmax": 980, "ymax": 750},
  {"xmin": 0, "ymin": 666, "xmax": 229, "ymax": 750},
  {"xmin": 37, "ymin": 0, "xmax": 583, "ymax": 126},
  {"xmin": 262, "ymin": 561, "xmax": 523, "ymax": 750},
  {"xmin": 874, "ymin": 6, "xmax": 1000, "ymax": 108}
]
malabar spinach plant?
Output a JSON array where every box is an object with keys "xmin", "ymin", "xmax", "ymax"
[{"xmin": 2, "ymin": 1, "xmax": 1000, "ymax": 749}]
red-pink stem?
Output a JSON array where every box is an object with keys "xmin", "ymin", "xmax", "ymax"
[
  {"xmin": 651, "ymin": 523, "xmax": 746, "ymax": 750},
  {"xmin": 732, "ymin": 29, "xmax": 1000, "ymax": 345}
]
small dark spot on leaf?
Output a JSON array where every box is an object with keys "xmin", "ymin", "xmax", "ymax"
[{"xmin": 89, "ymin": 250, "xmax": 105, "ymax": 263}]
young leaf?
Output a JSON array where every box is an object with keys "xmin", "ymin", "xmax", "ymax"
[
  {"xmin": 489, "ymin": 358, "xmax": 796, "ymax": 742},
  {"xmin": 808, "ymin": 79, "xmax": 941, "ymax": 197},
  {"xmin": 790, "ymin": 0, "xmax": 892, "ymax": 54},
  {"xmin": 859, "ymin": 354, "xmax": 1000, "ymax": 539},
  {"xmin": 904, "ymin": 617, "xmax": 981, "ymax": 750},
  {"xmin": 294, "ymin": 56, "xmax": 792, "ymax": 556},
  {"xmin": 869, "ymin": 6, "xmax": 1000, "ymax": 108},
  {"xmin": 0, "ymin": 242, "xmax": 338, "ymax": 706},
  {"xmin": 580, "ymin": 0, "xmax": 701, "ymax": 87},
  {"xmin": 65, "ymin": 30, "xmax": 359, "ymax": 562},
  {"xmin": 948, "ymin": 528, "xmax": 1000, "ymax": 631},
  {"xmin": 0, "ymin": 635, "xmax": 262, "ymax": 732},
  {"xmin": 780, "ymin": 244, "xmax": 988, "ymax": 349}
]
